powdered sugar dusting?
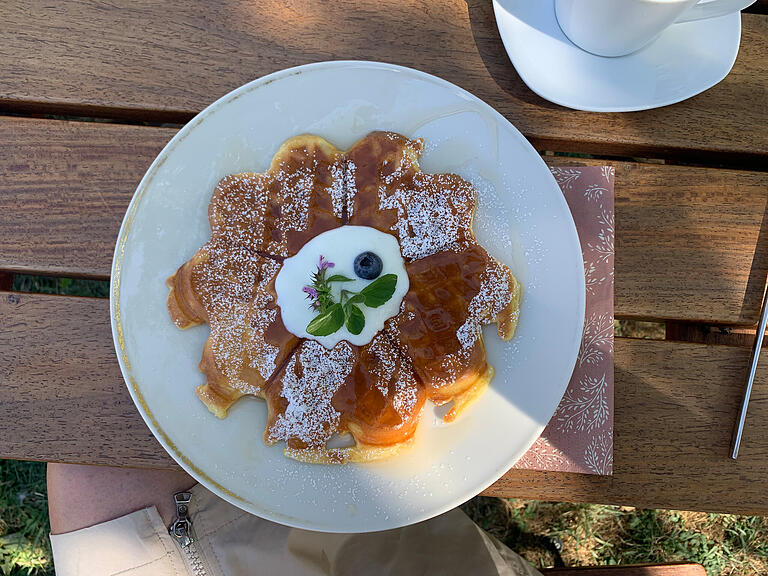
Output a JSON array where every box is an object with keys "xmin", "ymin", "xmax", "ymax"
[
  {"xmin": 196, "ymin": 243, "xmax": 283, "ymax": 394},
  {"xmin": 382, "ymin": 143, "xmax": 419, "ymax": 186},
  {"xmin": 327, "ymin": 158, "xmax": 348, "ymax": 219},
  {"xmin": 392, "ymin": 380, "xmax": 419, "ymax": 418},
  {"xmin": 455, "ymin": 322, "xmax": 479, "ymax": 355},
  {"xmin": 210, "ymin": 141, "xmax": 347, "ymax": 257},
  {"xmin": 457, "ymin": 258, "xmax": 517, "ymax": 350},
  {"xmin": 208, "ymin": 311, "xmax": 254, "ymax": 393},
  {"xmin": 380, "ymin": 173, "xmax": 475, "ymax": 260},
  {"xmin": 268, "ymin": 341, "xmax": 355, "ymax": 447},
  {"xmin": 345, "ymin": 160, "xmax": 357, "ymax": 218},
  {"xmin": 368, "ymin": 334, "xmax": 419, "ymax": 419},
  {"xmin": 209, "ymin": 173, "xmax": 271, "ymax": 250},
  {"xmin": 247, "ymin": 306, "xmax": 279, "ymax": 378},
  {"xmin": 245, "ymin": 258, "xmax": 282, "ymax": 380},
  {"xmin": 275, "ymin": 159, "xmax": 314, "ymax": 246}
]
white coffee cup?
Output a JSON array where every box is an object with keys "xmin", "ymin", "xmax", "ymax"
[{"xmin": 555, "ymin": 0, "xmax": 756, "ymax": 57}]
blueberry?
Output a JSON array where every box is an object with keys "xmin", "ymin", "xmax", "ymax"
[{"xmin": 354, "ymin": 251, "xmax": 383, "ymax": 280}]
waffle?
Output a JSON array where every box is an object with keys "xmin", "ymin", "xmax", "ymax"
[
  {"xmin": 349, "ymin": 131, "xmax": 521, "ymax": 421},
  {"xmin": 263, "ymin": 335, "xmax": 425, "ymax": 463},
  {"xmin": 166, "ymin": 241, "xmax": 299, "ymax": 417},
  {"xmin": 347, "ymin": 131, "xmax": 476, "ymax": 260},
  {"xmin": 207, "ymin": 134, "xmax": 347, "ymax": 257},
  {"xmin": 167, "ymin": 131, "xmax": 521, "ymax": 462},
  {"xmin": 387, "ymin": 245, "xmax": 521, "ymax": 422}
]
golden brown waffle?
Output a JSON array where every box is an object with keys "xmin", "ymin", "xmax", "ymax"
[
  {"xmin": 347, "ymin": 131, "xmax": 476, "ymax": 260},
  {"xmin": 387, "ymin": 244, "xmax": 521, "ymax": 422},
  {"xmin": 167, "ymin": 133, "xmax": 347, "ymax": 416},
  {"xmin": 262, "ymin": 335, "xmax": 425, "ymax": 463},
  {"xmin": 348, "ymin": 131, "xmax": 521, "ymax": 421},
  {"xmin": 167, "ymin": 130, "xmax": 521, "ymax": 462},
  {"xmin": 208, "ymin": 134, "xmax": 347, "ymax": 257},
  {"xmin": 167, "ymin": 241, "xmax": 299, "ymax": 417},
  {"xmin": 336, "ymin": 332, "xmax": 425, "ymax": 449}
]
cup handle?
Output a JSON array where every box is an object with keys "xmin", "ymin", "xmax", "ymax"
[{"xmin": 676, "ymin": 0, "xmax": 756, "ymax": 22}]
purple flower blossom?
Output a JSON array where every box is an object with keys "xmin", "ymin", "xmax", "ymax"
[
  {"xmin": 303, "ymin": 286, "xmax": 318, "ymax": 299},
  {"xmin": 318, "ymin": 255, "xmax": 335, "ymax": 270}
]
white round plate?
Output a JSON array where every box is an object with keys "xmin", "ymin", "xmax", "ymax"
[
  {"xmin": 110, "ymin": 61, "xmax": 585, "ymax": 532},
  {"xmin": 493, "ymin": 0, "xmax": 741, "ymax": 112}
]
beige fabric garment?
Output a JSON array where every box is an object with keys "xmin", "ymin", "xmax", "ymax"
[{"xmin": 51, "ymin": 484, "xmax": 542, "ymax": 576}]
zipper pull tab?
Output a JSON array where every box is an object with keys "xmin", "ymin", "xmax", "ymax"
[{"xmin": 169, "ymin": 491, "xmax": 196, "ymax": 548}]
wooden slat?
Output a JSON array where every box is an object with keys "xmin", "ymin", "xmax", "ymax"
[
  {"xmin": 0, "ymin": 117, "xmax": 176, "ymax": 278},
  {"xmin": 2, "ymin": 292, "xmax": 768, "ymax": 515},
  {"xmin": 0, "ymin": 291, "xmax": 176, "ymax": 468},
  {"xmin": 486, "ymin": 337, "xmax": 768, "ymax": 516},
  {"xmin": 548, "ymin": 157, "xmax": 768, "ymax": 325},
  {"xmin": 1, "ymin": 2, "xmax": 766, "ymax": 162},
  {"xmin": 3, "ymin": 116, "xmax": 768, "ymax": 324}
]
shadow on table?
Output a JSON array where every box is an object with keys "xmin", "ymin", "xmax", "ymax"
[
  {"xmin": 515, "ymin": 344, "xmax": 735, "ymax": 483},
  {"xmin": 739, "ymin": 195, "xmax": 768, "ymax": 324},
  {"xmin": 463, "ymin": 0, "xmax": 566, "ymax": 112}
]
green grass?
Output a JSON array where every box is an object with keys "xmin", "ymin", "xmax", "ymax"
[
  {"xmin": 0, "ymin": 462, "xmax": 51, "ymax": 576},
  {"xmin": 12, "ymin": 275, "xmax": 109, "ymax": 298},
  {"xmin": 614, "ymin": 319, "xmax": 666, "ymax": 340},
  {"xmin": 461, "ymin": 497, "xmax": 768, "ymax": 575}
]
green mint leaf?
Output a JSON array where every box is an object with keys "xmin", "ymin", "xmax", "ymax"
[
  {"xmin": 345, "ymin": 304, "xmax": 365, "ymax": 335},
  {"xmin": 326, "ymin": 274, "xmax": 354, "ymax": 283},
  {"xmin": 346, "ymin": 293, "xmax": 365, "ymax": 305},
  {"xmin": 306, "ymin": 303, "xmax": 344, "ymax": 336},
  {"xmin": 359, "ymin": 274, "xmax": 397, "ymax": 308}
]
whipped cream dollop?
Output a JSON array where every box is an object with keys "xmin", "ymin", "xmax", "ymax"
[{"xmin": 275, "ymin": 226, "xmax": 409, "ymax": 348}]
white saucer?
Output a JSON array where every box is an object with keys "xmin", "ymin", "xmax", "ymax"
[{"xmin": 493, "ymin": 0, "xmax": 741, "ymax": 112}]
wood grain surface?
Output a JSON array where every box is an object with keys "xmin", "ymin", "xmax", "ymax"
[
  {"xmin": 1, "ymin": 2, "xmax": 766, "ymax": 162},
  {"xmin": 0, "ymin": 117, "xmax": 175, "ymax": 278},
  {"xmin": 0, "ymin": 292, "xmax": 176, "ymax": 468},
  {"xmin": 488, "ymin": 338, "xmax": 768, "ymax": 516},
  {"xmin": 2, "ymin": 291, "xmax": 767, "ymax": 515},
  {"xmin": 2, "ymin": 116, "xmax": 768, "ymax": 324}
]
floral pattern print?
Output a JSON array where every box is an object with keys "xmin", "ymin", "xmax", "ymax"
[{"xmin": 514, "ymin": 166, "xmax": 615, "ymax": 475}]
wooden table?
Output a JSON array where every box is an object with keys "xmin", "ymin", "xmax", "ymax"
[{"xmin": 1, "ymin": 1, "xmax": 767, "ymax": 517}]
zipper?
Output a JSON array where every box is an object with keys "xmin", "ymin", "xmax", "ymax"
[{"xmin": 169, "ymin": 491, "xmax": 210, "ymax": 576}]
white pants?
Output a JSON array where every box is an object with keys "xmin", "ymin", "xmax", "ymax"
[{"xmin": 51, "ymin": 484, "xmax": 543, "ymax": 576}]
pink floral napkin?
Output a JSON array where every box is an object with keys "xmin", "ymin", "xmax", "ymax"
[{"xmin": 514, "ymin": 166, "xmax": 615, "ymax": 475}]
